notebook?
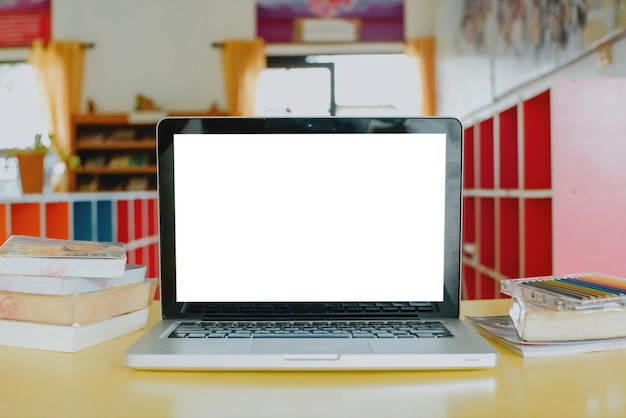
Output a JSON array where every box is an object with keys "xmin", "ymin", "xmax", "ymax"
[{"xmin": 124, "ymin": 116, "xmax": 498, "ymax": 370}]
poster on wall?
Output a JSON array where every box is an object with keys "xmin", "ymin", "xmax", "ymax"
[
  {"xmin": 0, "ymin": 0, "xmax": 51, "ymax": 48},
  {"xmin": 456, "ymin": 0, "xmax": 626, "ymax": 54},
  {"xmin": 257, "ymin": 0, "xmax": 404, "ymax": 43},
  {"xmin": 492, "ymin": 0, "xmax": 626, "ymax": 95},
  {"xmin": 448, "ymin": 0, "xmax": 626, "ymax": 96}
]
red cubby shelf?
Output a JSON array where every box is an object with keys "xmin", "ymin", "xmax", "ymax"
[
  {"xmin": 479, "ymin": 118, "xmax": 494, "ymax": 189},
  {"xmin": 462, "ymin": 265, "xmax": 476, "ymax": 300},
  {"xmin": 462, "ymin": 197, "xmax": 475, "ymax": 247},
  {"xmin": 478, "ymin": 272, "xmax": 498, "ymax": 299},
  {"xmin": 499, "ymin": 106, "xmax": 518, "ymax": 189},
  {"xmin": 498, "ymin": 197, "xmax": 520, "ymax": 279},
  {"xmin": 463, "ymin": 126, "xmax": 475, "ymax": 189},
  {"xmin": 524, "ymin": 198, "xmax": 552, "ymax": 278},
  {"xmin": 462, "ymin": 90, "xmax": 553, "ymax": 299},
  {"xmin": 523, "ymin": 91, "xmax": 551, "ymax": 190},
  {"xmin": 479, "ymin": 198, "xmax": 495, "ymax": 270},
  {"xmin": 45, "ymin": 202, "xmax": 70, "ymax": 239}
]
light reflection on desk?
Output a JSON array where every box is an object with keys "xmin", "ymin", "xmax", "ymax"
[{"xmin": 129, "ymin": 375, "xmax": 496, "ymax": 418}]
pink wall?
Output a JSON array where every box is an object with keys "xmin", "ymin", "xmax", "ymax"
[{"xmin": 552, "ymin": 78, "xmax": 626, "ymax": 277}]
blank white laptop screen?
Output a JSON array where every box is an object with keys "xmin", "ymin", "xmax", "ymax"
[{"xmin": 173, "ymin": 133, "xmax": 446, "ymax": 302}]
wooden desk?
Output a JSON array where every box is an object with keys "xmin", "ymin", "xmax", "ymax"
[{"xmin": 2, "ymin": 299, "xmax": 626, "ymax": 418}]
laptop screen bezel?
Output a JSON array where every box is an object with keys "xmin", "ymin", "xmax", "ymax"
[{"xmin": 156, "ymin": 117, "xmax": 463, "ymax": 320}]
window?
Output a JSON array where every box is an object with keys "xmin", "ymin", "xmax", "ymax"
[
  {"xmin": 255, "ymin": 56, "xmax": 335, "ymax": 116},
  {"xmin": 0, "ymin": 62, "xmax": 50, "ymax": 150},
  {"xmin": 255, "ymin": 54, "xmax": 420, "ymax": 117},
  {"xmin": 0, "ymin": 62, "xmax": 52, "ymax": 196}
]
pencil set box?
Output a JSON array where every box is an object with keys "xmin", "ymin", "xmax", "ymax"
[{"xmin": 500, "ymin": 273, "xmax": 626, "ymax": 342}]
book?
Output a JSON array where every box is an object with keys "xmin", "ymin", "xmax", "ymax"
[
  {"xmin": 0, "ymin": 307, "xmax": 149, "ymax": 353},
  {"xmin": 0, "ymin": 264, "xmax": 146, "ymax": 295},
  {"xmin": 466, "ymin": 315, "xmax": 626, "ymax": 358},
  {"xmin": 508, "ymin": 297, "xmax": 626, "ymax": 342},
  {"xmin": 0, "ymin": 279, "xmax": 156, "ymax": 326},
  {"xmin": 0, "ymin": 235, "xmax": 127, "ymax": 278},
  {"xmin": 501, "ymin": 273, "xmax": 626, "ymax": 341}
]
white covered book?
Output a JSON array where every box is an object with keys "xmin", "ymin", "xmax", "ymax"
[
  {"xmin": 0, "ymin": 235, "xmax": 127, "ymax": 278},
  {"xmin": 0, "ymin": 307, "xmax": 149, "ymax": 353},
  {"xmin": 0, "ymin": 264, "xmax": 146, "ymax": 295}
]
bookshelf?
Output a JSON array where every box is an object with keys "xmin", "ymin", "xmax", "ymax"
[
  {"xmin": 70, "ymin": 114, "xmax": 158, "ymax": 192},
  {"xmin": 70, "ymin": 110, "xmax": 228, "ymax": 191},
  {"xmin": 462, "ymin": 90, "xmax": 553, "ymax": 299}
]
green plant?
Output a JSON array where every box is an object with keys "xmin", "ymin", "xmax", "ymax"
[
  {"xmin": 2, "ymin": 133, "xmax": 50, "ymax": 157},
  {"xmin": 31, "ymin": 133, "xmax": 49, "ymax": 153},
  {"xmin": 2, "ymin": 134, "xmax": 80, "ymax": 168}
]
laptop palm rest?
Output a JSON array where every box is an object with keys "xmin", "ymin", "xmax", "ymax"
[{"xmin": 252, "ymin": 339, "xmax": 372, "ymax": 354}]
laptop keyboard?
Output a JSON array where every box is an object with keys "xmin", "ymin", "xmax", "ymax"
[
  {"xmin": 168, "ymin": 320, "xmax": 453, "ymax": 339},
  {"xmin": 186, "ymin": 302, "xmax": 435, "ymax": 317}
]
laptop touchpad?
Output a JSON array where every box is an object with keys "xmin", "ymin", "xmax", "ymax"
[{"xmin": 252, "ymin": 339, "xmax": 372, "ymax": 354}]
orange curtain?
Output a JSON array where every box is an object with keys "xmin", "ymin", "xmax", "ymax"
[
  {"xmin": 405, "ymin": 37, "xmax": 437, "ymax": 116},
  {"xmin": 220, "ymin": 38, "xmax": 267, "ymax": 116},
  {"xmin": 28, "ymin": 39, "xmax": 85, "ymax": 155}
]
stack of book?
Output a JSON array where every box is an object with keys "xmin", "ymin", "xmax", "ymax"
[
  {"xmin": 0, "ymin": 235, "xmax": 156, "ymax": 353},
  {"xmin": 466, "ymin": 273, "xmax": 626, "ymax": 358}
]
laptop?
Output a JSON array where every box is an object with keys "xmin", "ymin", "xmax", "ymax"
[{"xmin": 124, "ymin": 116, "xmax": 498, "ymax": 370}]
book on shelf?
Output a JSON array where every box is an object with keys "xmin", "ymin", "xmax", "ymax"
[
  {"xmin": 0, "ymin": 307, "xmax": 149, "ymax": 353},
  {"xmin": 0, "ymin": 235, "xmax": 127, "ymax": 278},
  {"xmin": 0, "ymin": 264, "xmax": 146, "ymax": 295},
  {"xmin": 108, "ymin": 154, "xmax": 132, "ymax": 168},
  {"xmin": 109, "ymin": 128, "xmax": 136, "ymax": 140},
  {"xmin": 126, "ymin": 176, "xmax": 150, "ymax": 191},
  {"xmin": 0, "ymin": 279, "xmax": 156, "ymax": 326},
  {"xmin": 82, "ymin": 154, "xmax": 107, "ymax": 168},
  {"xmin": 128, "ymin": 153, "xmax": 150, "ymax": 167},
  {"xmin": 78, "ymin": 132, "xmax": 105, "ymax": 143},
  {"xmin": 465, "ymin": 315, "xmax": 626, "ymax": 358}
]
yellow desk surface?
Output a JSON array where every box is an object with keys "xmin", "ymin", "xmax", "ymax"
[{"xmin": 2, "ymin": 299, "xmax": 626, "ymax": 418}]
